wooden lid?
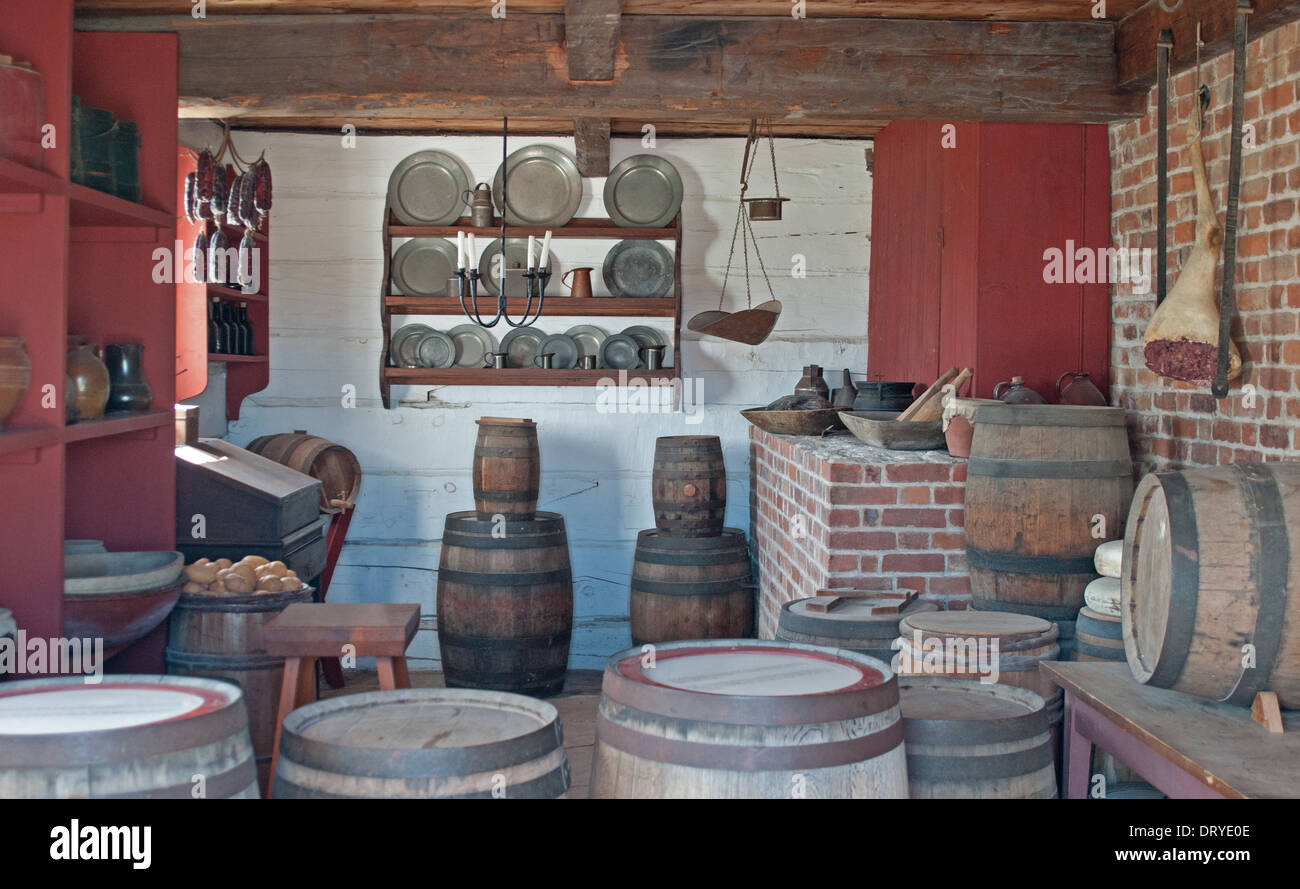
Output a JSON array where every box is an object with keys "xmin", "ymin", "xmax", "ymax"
[
  {"xmin": 476, "ymin": 416, "xmax": 535, "ymax": 427},
  {"xmin": 899, "ymin": 680, "xmax": 1036, "ymax": 721},
  {"xmin": 900, "ymin": 610, "xmax": 1053, "ymax": 640}
]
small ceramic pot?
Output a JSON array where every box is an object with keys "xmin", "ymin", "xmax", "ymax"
[
  {"xmin": 103, "ymin": 343, "xmax": 153, "ymax": 413},
  {"xmin": 67, "ymin": 339, "xmax": 110, "ymax": 420},
  {"xmin": 0, "ymin": 336, "xmax": 31, "ymax": 430}
]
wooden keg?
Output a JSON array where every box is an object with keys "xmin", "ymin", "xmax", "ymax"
[
  {"xmin": 965, "ymin": 404, "xmax": 1132, "ymax": 622},
  {"xmin": 651, "ymin": 435, "xmax": 726, "ymax": 536},
  {"xmin": 775, "ymin": 593, "xmax": 938, "ymax": 665},
  {"xmin": 273, "ymin": 688, "xmax": 569, "ymax": 798},
  {"xmin": 0, "ymin": 675, "xmax": 259, "ymax": 798},
  {"xmin": 590, "ymin": 640, "xmax": 908, "ymax": 799},
  {"xmin": 629, "ymin": 528, "xmax": 752, "ymax": 645},
  {"xmin": 166, "ymin": 585, "xmax": 313, "ymax": 793},
  {"xmin": 1075, "ymin": 605, "xmax": 1124, "ymax": 662},
  {"xmin": 1122, "ymin": 463, "xmax": 1300, "ymax": 708},
  {"xmin": 471, "ymin": 417, "xmax": 540, "ymax": 519},
  {"xmin": 437, "ymin": 510, "xmax": 572, "ymax": 697},
  {"xmin": 899, "ymin": 678, "xmax": 1057, "ymax": 799},
  {"xmin": 246, "ymin": 430, "xmax": 362, "ymax": 513}
]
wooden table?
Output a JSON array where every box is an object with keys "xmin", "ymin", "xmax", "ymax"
[{"xmin": 1044, "ymin": 661, "xmax": 1300, "ymax": 799}]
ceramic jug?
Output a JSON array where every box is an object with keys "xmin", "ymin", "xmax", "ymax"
[
  {"xmin": 993, "ymin": 375, "xmax": 1047, "ymax": 405},
  {"xmin": 1056, "ymin": 371, "xmax": 1107, "ymax": 406},
  {"xmin": 0, "ymin": 337, "xmax": 31, "ymax": 430},
  {"xmin": 104, "ymin": 343, "xmax": 152, "ymax": 413},
  {"xmin": 67, "ymin": 339, "xmax": 110, "ymax": 419}
]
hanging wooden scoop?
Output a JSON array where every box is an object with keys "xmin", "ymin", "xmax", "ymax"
[
  {"xmin": 1143, "ymin": 107, "xmax": 1242, "ymax": 384},
  {"xmin": 688, "ymin": 299, "xmax": 782, "ymax": 345}
]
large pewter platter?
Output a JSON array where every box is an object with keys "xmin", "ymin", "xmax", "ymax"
[
  {"xmin": 603, "ymin": 240, "xmax": 674, "ymax": 299},
  {"xmin": 478, "ymin": 238, "xmax": 559, "ymax": 297},
  {"xmin": 387, "ymin": 150, "xmax": 471, "ymax": 226},
  {"xmin": 604, "ymin": 155, "xmax": 683, "ymax": 228},
  {"xmin": 492, "ymin": 145, "xmax": 582, "ymax": 227},
  {"xmin": 391, "ymin": 238, "xmax": 459, "ymax": 297}
]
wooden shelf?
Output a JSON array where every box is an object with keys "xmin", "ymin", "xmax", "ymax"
[
  {"xmin": 208, "ymin": 353, "xmax": 267, "ymax": 363},
  {"xmin": 0, "ymin": 156, "xmax": 64, "ymax": 196},
  {"xmin": 63, "ymin": 409, "xmax": 171, "ymax": 443},
  {"xmin": 0, "ymin": 425, "xmax": 62, "ymax": 456},
  {"xmin": 207, "ymin": 284, "xmax": 267, "ymax": 303},
  {"xmin": 385, "ymin": 367, "xmax": 680, "ymax": 387},
  {"xmin": 389, "ymin": 216, "xmax": 677, "ymax": 240},
  {"xmin": 69, "ymin": 183, "xmax": 173, "ymax": 228},
  {"xmin": 386, "ymin": 296, "xmax": 677, "ymax": 317}
]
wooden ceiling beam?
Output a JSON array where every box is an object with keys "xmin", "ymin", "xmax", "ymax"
[
  {"xmin": 1116, "ymin": 0, "xmax": 1300, "ymax": 90},
  {"xmin": 566, "ymin": 0, "xmax": 621, "ymax": 82},
  {"xmin": 219, "ymin": 115, "xmax": 889, "ymax": 138},
  {"xmin": 86, "ymin": 13, "xmax": 1142, "ymax": 124}
]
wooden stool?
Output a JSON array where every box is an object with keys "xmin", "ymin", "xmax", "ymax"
[{"xmin": 264, "ymin": 603, "xmax": 420, "ymax": 794}]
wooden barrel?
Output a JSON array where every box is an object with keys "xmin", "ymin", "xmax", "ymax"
[
  {"xmin": 1122, "ymin": 463, "xmax": 1300, "ymax": 708},
  {"xmin": 651, "ymin": 435, "xmax": 726, "ymax": 536},
  {"xmin": 471, "ymin": 416, "xmax": 539, "ymax": 519},
  {"xmin": 775, "ymin": 594, "xmax": 939, "ymax": 665},
  {"xmin": 965, "ymin": 404, "xmax": 1132, "ymax": 622},
  {"xmin": 898, "ymin": 678, "xmax": 1057, "ymax": 799},
  {"xmin": 629, "ymin": 528, "xmax": 752, "ymax": 645},
  {"xmin": 0, "ymin": 675, "xmax": 259, "ymax": 798},
  {"xmin": 273, "ymin": 688, "xmax": 569, "ymax": 798},
  {"xmin": 166, "ymin": 585, "xmax": 313, "ymax": 794},
  {"xmin": 437, "ymin": 510, "xmax": 572, "ymax": 697},
  {"xmin": 590, "ymin": 640, "xmax": 908, "ymax": 799},
  {"xmin": 1075, "ymin": 605, "xmax": 1124, "ymax": 662},
  {"xmin": 246, "ymin": 430, "xmax": 362, "ymax": 513}
]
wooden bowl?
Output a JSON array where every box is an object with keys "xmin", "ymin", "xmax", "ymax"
[
  {"xmin": 740, "ymin": 407, "xmax": 845, "ymax": 436},
  {"xmin": 839, "ymin": 410, "xmax": 946, "ymax": 451},
  {"xmin": 63, "ymin": 580, "xmax": 184, "ymax": 659}
]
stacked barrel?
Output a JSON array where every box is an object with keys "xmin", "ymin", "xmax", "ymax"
[
  {"xmin": 436, "ymin": 417, "xmax": 573, "ymax": 698},
  {"xmin": 629, "ymin": 436, "xmax": 753, "ymax": 645}
]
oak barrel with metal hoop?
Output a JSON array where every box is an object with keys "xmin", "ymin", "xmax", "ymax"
[
  {"xmin": 629, "ymin": 528, "xmax": 752, "ymax": 645},
  {"xmin": 651, "ymin": 435, "xmax": 727, "ymax": 536},
  {"xmin": 471, "ymin": 416, "xmax": 540, "ymax": 519},
  {"xmin": 246, "ymin": 430, "xmax": 362, "ymax": 513}
]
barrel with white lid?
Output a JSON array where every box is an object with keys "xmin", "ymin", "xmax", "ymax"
[
  {"xmin": 273, "ymin": 688, "xmax": 569, "ymax": 798},
  {"xmin": 775, "ymin": 593, "xmax": 938, "ymax": 663},
  {"xmin": 0, "ymin": 675, "xmax": 258, "ymax": 798},
  {"xmin": 589, "ymin": 639, "xmax": 908, "ymax": 799},
  {"xmin": 899, "ymin": 678, "xmax": 1057, "ymax": 799}
]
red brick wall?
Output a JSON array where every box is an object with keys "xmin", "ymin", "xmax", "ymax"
[
  {"xmin": 1111, "ymin": 22, "xmax": 1300, "ymax": 473},
  {"xmin": 749, "ymin": 428, "xmax": 968, "ymax": 638}
]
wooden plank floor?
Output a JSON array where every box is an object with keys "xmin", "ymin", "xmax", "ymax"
[{"xmin": 319, "ymin": 668, "xmax": 601, "ymax": 798}]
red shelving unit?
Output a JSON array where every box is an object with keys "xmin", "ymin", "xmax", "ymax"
[{"xmin": 0, "ymin": 1, "xmax": 178, "ymax": 673}]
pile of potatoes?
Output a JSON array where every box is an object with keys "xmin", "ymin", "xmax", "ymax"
[{"xmin": 182, "ymin": 555, "xmax": 305, "ymax": 595}]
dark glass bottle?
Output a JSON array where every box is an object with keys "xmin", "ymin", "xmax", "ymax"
[
  {"xmin": 220, "ymin": 301, "xmax": 238, "ymax": 355},
  {"xmin": 238, "ymin": 303, "xmax": 253, "ymax": 356},
  {"xmin": 209, "ymin": 297, "xmax": 226, "ymax": 354}
]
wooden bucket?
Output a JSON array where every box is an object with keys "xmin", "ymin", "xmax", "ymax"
[
  {"xmin": 471, "ymin": 417, "xmax": 539, "ymax": 520},
  {"xmin": 651, "ymin": 435, "xmax": 726, "ymax": 536},
  {"xmin": 775, "ymin": 594, "xmax": 938, "ymax": 665},
  {"xmin": 1075, "ymin": 605, "xmax": 1124, "ymax": 662},
  {"xmin": 165, "ymin": 585, "xmax": 313, "ymax": 794},
  {"xmin": 437, "ymin": 510, "xmax": 572, "ymax": 697},
  {"xmin": 1122, "ymin": 463, "xmax": 1300, "ymax": 708},
  {"xmin": 246, "ymin": 430, "xmax": 362, "ymax": 513},
  {"xmin": 590, "ymin": 640, "xmax": 908, "ymax": 799},
  {"xmin": 0, "ymin": 675, "xmax": 259, "ymax": 798},
  {"xmin": 629, "ymin": 528, "xmax": 752, "ymax": 645},
  {"xmin": 898, "ymin": 678, "xmax": 1057, "ymax": 799},
  {"xmin": 273, "ymin": 688, "xmax": 569, "ymax": 798},
  {"xmin": 965, "ymin": 404, "xmax": 1132, "ymax": 622}
]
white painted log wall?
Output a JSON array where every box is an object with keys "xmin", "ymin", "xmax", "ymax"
[{"xmin": 222, "ymin": 131, "xmax": 872, "ymax": 669}]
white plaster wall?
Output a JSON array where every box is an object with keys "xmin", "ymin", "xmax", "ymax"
[{"xmin": 225, "ymin": 131, "xmax": 872, "ymax": 669}]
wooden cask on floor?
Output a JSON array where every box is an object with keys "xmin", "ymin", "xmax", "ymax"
[
  {"xmin": 590, "ymin": 640, "xmax": 908, "ymax": 799},
  {"xmin": 775, "ymin": 594, "xmax": 938, "ymax": 666},
  {"xmin": 246, "ymin": 430, "xmax": 362, "ymax": 513},
  {"xmin": 1075, "ymin": 606, "xmax": 1124, "ymax": 662},
  {"xmin": 899, "ymin": 678, "xmax": 1057, "ymax": 799},
  {"xmin": 630, "ymin": 528, "xmax": 752, "ymax": 645},
  {"xmin": 965, "ymin": 404, "xmax": 1132, "ymax": 622},
  {"xmin": 166, "ymin": 585, "xmax": 313, "ymax": 793},
  {"xmin": 652, "ymin": 435, "xmax": 726, "ymax": 536},
  {"xmin": 1122, "ymin": 463, "xmax": 1300, "ymax": 708},
  {"xmin": 0, "ymin": 675, "xmax": 259, "ymax": 798},
  {"xmin": 472, "ymin": 417, "xmax": 539, "ymax": 519},
  {"xmin": 437, "ymin": 510, "xmax": 572, "ymax": 697},
  {"xmin": 273, "ymin": 688, "xmax": 569, "ymax": 798}
]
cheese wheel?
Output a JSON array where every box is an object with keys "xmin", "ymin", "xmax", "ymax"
[
  {"xmin": 1093, "ymin": 539, "xmax": 1123, "ymax": 578},
  {"xmin": 1083, "ymin": 576, "xmax": 1121, "ymax": 617}
]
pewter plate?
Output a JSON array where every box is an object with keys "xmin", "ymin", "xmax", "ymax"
[
  {"xmin": 604, "ymin": 154, "xmax": 683, "ymax": 228},
  {"xmin": 499, "ymin": 326, "xmax": 546, "ymax": 369},
  {"xmin": 492, "ymin": 145, "xmax": 582, "ymax": 226},
  {"xmin": 391, "ymin": 238, "xmax": 459, "ymax": 297},
  {"xmin": 564, "ymin": 324, "xmax": 607, "ymax": 361},
  {"xmin": 387, "ymin": 150, "xmax": 471, "ymax": 226},
  {"xmin": 603, "ymin": 240, "xmax": 675, "ymax": 299},
  {"xmin": 448, "ymin": 324, "xmax": 498, "ymax": 368},
  {"xmin": 599, "ymin": 333, "xmax": 643, "ymax": 370},
  {"xmin": 536, "ymin": 333, "xmax": 580, "ymax": 369},
  {"xmin": 621, "ymin": 324, "xmax": 673, "ymax": 368},
  {"xmin": 415, "ymin": 329, "xmax": 457, "ymax": 368},
  {"xmin": 477, "ymin": 238, "xmax": 559, "ymax": 297},
  {"xmin": 391, "ymin": 323, "xmax": 433, "ymax": 367}
]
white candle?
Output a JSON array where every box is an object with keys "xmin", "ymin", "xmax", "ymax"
[
  {"xmin": 539, "ymin": 231, "xmax": 552, "ymax": 270},
  {"xmin": 527, "ymin": 235, "xmax": 536, "ymax": 269},
  {"xmin": 467, "ymin": 233, "xmax": 476, "ymax": 264},
  {"xmin": 456, "ymin": 231, "xmax": 465, "ymax": 269}
]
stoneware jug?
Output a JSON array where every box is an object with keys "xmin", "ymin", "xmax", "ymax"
[
  {"xmin": 104, "ymin": 343, "xmax": 152, "ymax": 413},
  {"xmin": 67, "ymin": 339, "xmax": 110, "ymax": 420},
  {"xmin": 0, "ymin": 336, "xmax": 31, "ymax": 430},
  {"xmin": 993, "ymin": 375, "xmax": 1046, "ymax": 405},
  {"xmin": 1056, "ymin": 371, "xmax": 1107, "ymax": 406}
]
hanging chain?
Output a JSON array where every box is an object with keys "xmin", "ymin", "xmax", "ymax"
[
  {"xmin": 767, "ymin": 116, "xmax": 781, "ymax": 200},
  {"xmin": 719, "ymin": 120, "xmax": 779, "ymax": 311}
]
